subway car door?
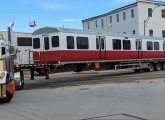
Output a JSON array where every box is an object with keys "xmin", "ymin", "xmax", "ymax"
[
  {"xmin": 44, "ymin": 37, "xmax": 50, "ymax": 50},
  {"xmin": 163, "ymin": 41, "xmax": 165, "ymax": 58},
  {"xmin": 136, "ymin": 39, "xmax": 142, "ymax": 59},
  {"xmin": 96, "ymin": 36, "xmax": 106, "ymax": 60}
]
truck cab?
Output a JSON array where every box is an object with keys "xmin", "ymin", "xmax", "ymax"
[{"xmin": 0, "ymin": 35, "xmax": 15, "ymax": 103}]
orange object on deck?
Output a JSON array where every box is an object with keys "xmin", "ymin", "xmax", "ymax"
[{"xmin": 95, "ymin": 63, "xmax": 100, "ymax": 70}]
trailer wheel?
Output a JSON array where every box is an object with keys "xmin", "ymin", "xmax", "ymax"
[
  {"xmin": 148, "ymin": 63, "xmax": 155, "ymax": 72},
  {"xmin": 155, "ymin": 63, "xmax": 162, "ymax": 71},
  {"xmin": 162, "ymin": 63, "xmax": 165, "ymax": 70},
  {"xmin": 0, "ymin": 91, "xmax": 13, "ymax": 103}
]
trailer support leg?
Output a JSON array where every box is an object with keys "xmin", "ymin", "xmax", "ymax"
[
  {"xmin": 45, "ymin": 69, "xmax": 49, "ymax": 79},
  {"xmin": 30, "ymin": 68, "xmax": 34, "ymax": 80}
]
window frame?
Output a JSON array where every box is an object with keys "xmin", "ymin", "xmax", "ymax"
[
  {"xmin": 67, "ymin": 36, "xmax": 74, "ymax": 49},
  {"xmin": 123, "ymin": 12, "xmax": 126, "ymax": 20},
  {"xmin": 154, "ymin": 42, "xmax": 160, "ymax": 50},
  {"xmin": 101, "ymin": 19, "xmax": 104, "ymax": 29},
  {"xmin": 116, "ymin": 14, "xmax": 119, "ymax": 22},
  {"xmin": 148, "ymin": 8, "xmax": 152, "ymax": 17},
  {"xmin": 123, "ymin": 40, "xmax": 131, "ymax": 50},
  {"xmin": 131, "ymin": 9, "xmax": 134, "ymax": 18},
  {"xmin": 147, "ymin": 41, "xmax": 153, "ymax": 50},
  {"xmin": 44, "ymin": 37, "xmax": 50, "ymax": 50},
  {"xmin": 33, "ymin": 38, "xmax": 40, "ymax": 49},
  {"xmin": 162, "ymin": 9, "xmax": 165, "ymax": 18},
  {"xmin": 149, "ymin": 29, "xmax": 153, "ymax": 37},
  {"xmin": 52, "ymin": 36, "xmax": 59, "ymax": 48},
  {"xmin": 162, "ymin": 30, "xmax": 165, "ymax": 38},
  {"xmin": 77, "ymin": 37, "xmax": 89, "ymax": 49},
  {"xmin": 17, "ymin": 37, "xmax": 32, "ymax": 46},
  {"xmin": 110, "ymin": 16, "xmax": 112, "ymax": 24},
  {"xmin": 113, "ymin": 39, "xmax": 121, "ymax": 50}
]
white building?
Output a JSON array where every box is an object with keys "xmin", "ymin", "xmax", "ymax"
[
  {"xmin": 82, "ymin": 0, "xmax": 165, "ymax": 38},
  {"xmin": 0, "ymin": 31, "xmax": 32, "ymax": 64}
]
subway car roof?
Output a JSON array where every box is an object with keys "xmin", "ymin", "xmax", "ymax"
[{"xmin": 32, "ymin": 27, "xmax": 165, "ymax": 40}]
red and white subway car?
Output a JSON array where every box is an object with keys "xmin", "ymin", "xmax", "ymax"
[{"xmin": 32, "ymin": 27, "xmax": 165, "ymax": 64}]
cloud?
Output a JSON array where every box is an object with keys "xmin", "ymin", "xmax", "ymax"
[
  {"xmin": 61, "ymin": 19, "xmax": 81, "ymax": 22},
  {"xmin": 40, "ymin": 3, "xmax": 69, "ymax": 11}
]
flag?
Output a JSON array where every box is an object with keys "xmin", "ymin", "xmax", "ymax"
[{"xmin": 29, "ymin": 21, "xmax": 36, "ymax": 27}]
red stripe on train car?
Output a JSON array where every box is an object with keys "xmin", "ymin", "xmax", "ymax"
[{"xmin": 33, "ymin": 50, "xmax": 165, "ymax": 62}]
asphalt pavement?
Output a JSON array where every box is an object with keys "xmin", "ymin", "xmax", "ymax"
[{"xmin": 1, "ymin": 75, "xmax": 165, "ymax": 120}]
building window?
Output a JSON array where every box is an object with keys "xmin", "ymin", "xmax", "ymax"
[
  {"xmin": 33, "ymin": 38, "xmax": 40, "ymax": 49},
  {"xmin": 113, "ymin": 39, "xmax": 121, "ymax": 50},
  {"xmin": 77, "ymin": 37, "xmax": 89, "ymax": 49},
  {"xmin": 162, "ymin": 9, "xmax": 165, "ymax": 18},
  {"xmin": 17, "ymin": 37, "xmax": 32, "ymax": 46},
  {"xmin": 101, "ymin": 19, "xmax": 104, "ymax": 29},
  {"xmin": 52, "ymin": 36, "xmax": 59, "ymax": 47},
  {"xmin": 148, "ymin": 8, "xmax": 152, "ymax": 17},
  {"xmin": 123, "ymin": 40, "xmax": 131, "ymax": 50},
  {"xmin": 154, "ymin": 42, "xmax": 159, "ymax": 50},
  {"xmin": 116, "ymin": 14, "xmax": 119, "ymax": 22},
  {"xmin": 95, "ymin": 21, "xmax": 98, "ymax": 28},
  {"xmin": 131, "ymin": 9, "xmax": 134, "ymax": 18},
  {"xmin": 149, "ymin": 30, "xmax": 153, "ymax": 37},
  {"xmin": 123, "ymin": 12, "xmax": 126, "ymax": 20},
  {"xmin": 67, "ymin": 36, "xmax": 74, "ymax": 49},
  {"xmin": 110, "ymin": 16, "xmax": 112, "ymax": 24},
  {"xmin": 87, "ymin": 23, "xmax": 90, "ymax": 30},
  {"xmin": 162, "ymin": 30, "xmax": 165, "ymax": 38},
  {"xmin": 132, "ymin": 30, "xmax": 136, "ymax": 35},
  {"xmin": 147, "ymin": 41, "xmax": 153, "ymax": 50}
]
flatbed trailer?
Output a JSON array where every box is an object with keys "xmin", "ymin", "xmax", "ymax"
[{"xmin": 13, "ymin": 57, "xmax": 165, "ymax": 87}]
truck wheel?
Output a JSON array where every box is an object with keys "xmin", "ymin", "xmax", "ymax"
[
  {"xmin": 155, "ymin": 63, "xmax": 162, "ymax": 71},
  {"xmin": 0, "ymin": 91, "xmax": 13, "ymax": 103},
  {"xmin": 148, "ymin": 63, "xmax": 155, "ymax": 72}
]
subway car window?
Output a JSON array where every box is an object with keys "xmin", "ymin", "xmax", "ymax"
[
  {"xmin": 67, "ymin": 36, "xmax": 74, "ymax": 49},
  {"xmin": 33, "ymin": 38, "xmax": 40, "ymax": 49},
  {"xmin": 17, "ymin": 37, "xmax": 32, "ymax": 46},
  {"xmin": 113, "ymin": 39, "xmax": 121, "ymax": 50},
  {"xmin": 147, "ymin": 41, "xmax": 153, "ymax": 50},
  {"xmin": 123, "ymin": 40, "xmax": 131, "ymax": 50},
  {"xmin": 154, "ymin": 42, "xmax": 159, "ymax": 50},
  {"xmin": 96, "ymin": 38, "xmax": 99, "ymax": 49},
  {"xmin": 44, "ymin": 37, "xmax": 49, "ymax": 50},
  {"xmin": 52, "ymin": 36, "xmax": 59, "ymax": 47},
  {"xmin": 101, "ymin": 38, "xmax": 105, "ymax": 49},
  {"xmin": 77, "ymin": 37, "xmax": 89, "ymax": 49}
]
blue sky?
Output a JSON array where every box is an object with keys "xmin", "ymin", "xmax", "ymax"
[{"xmin": 0, "ymin": 0, "xmax": 139, "ymax": 32}]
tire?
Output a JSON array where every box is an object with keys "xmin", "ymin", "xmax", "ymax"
[
  {"xmin": 16, "ymin": 71, "xmax": 24, "ymax": 90},
  {"xmin": 148, "ymin": 63, "xmax": 155, "ymax": 72},
  {"xmin": 155, "ymin": 63, "xmax": 162, "ymax": 71},
  {"xmin": 0, "ymin": 91, "xmax": 13, "ymax": 103},
  {"xmin": 162, "ymin": 63, "xmax": 165, "ymax": 70}
]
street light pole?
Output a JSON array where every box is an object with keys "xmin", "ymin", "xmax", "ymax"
[{"xmin": 144, "ymin": 5, "xmax": 160, "ymax": 36}]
